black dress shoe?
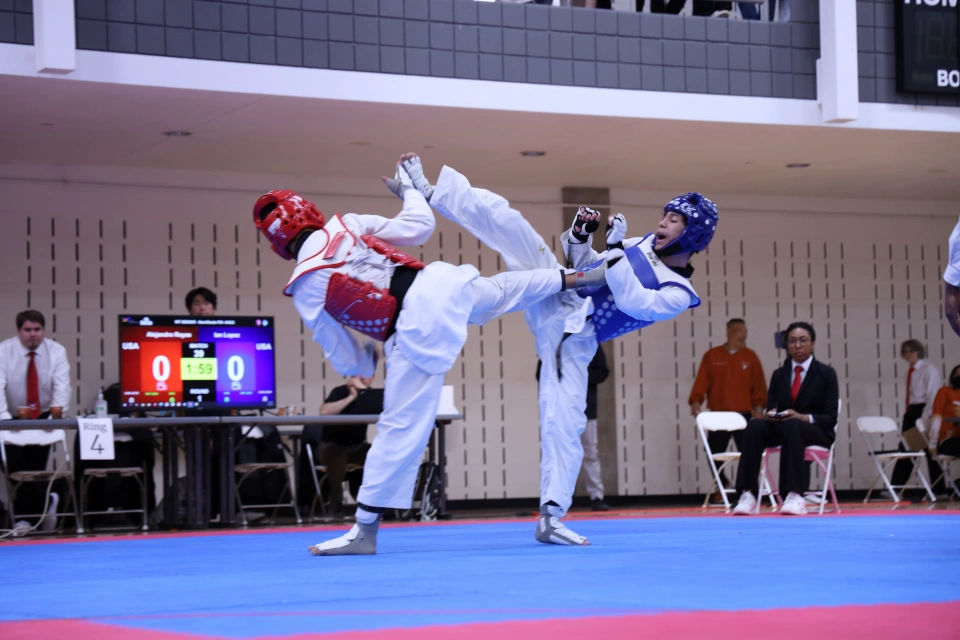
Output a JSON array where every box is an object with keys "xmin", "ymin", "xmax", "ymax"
[{"xmin": 591, "ymin": 499, "xmax": 611, "ymax": 512}]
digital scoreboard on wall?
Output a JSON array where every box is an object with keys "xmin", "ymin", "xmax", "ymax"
[
  {"xmin": 896, "ymin": 0, "xmax": 960, "ymax": 93},
  {"xmin": 119, "ymin": 315, "xmax": 277, "ymax": 413}
]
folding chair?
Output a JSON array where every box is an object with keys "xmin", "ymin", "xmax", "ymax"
[
  {"xmin": 760, "ymin": 399, "xmax": 842, "ymax": 515},
  {"xmin": 917, "ymin": 419, "xmax": 960, "ymax": 499},
  {"xmin": 933, "ymin": 454, "xmax": 960, "ymax": 499},
  {"xmin": 857, "ymin": 417, "xmax": 936, "ymax": 503},
  {"xmin": 79, "ymin": 432, "xmax": 150, "ymax": 532},
  {"xmin": 234, "ymin": 426, "xmax": 302, "ymax": 526},
  {"xmin": 0, "ymin": 429, "xmax": 83, "ymax": 534},
  {"xmin": 696, "ymin": 412, "xmax": 747, "ymax": 510},
  {"xmin": 304, "ymin": 443, "xmax": 364, "ymax": 520}
]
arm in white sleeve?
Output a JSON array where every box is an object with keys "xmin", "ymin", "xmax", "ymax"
[
  {"xmin": 605, "ymin": 258, "xmax": 691, "ymax": 323},
  {"xmin": 921, "ymin": 366, "xmax": 941, "ymax": 423},
  {"xmin": 561, "ymin": 229, "xmax": 603, "ymax": 270},
  {"xmin": 928, "ymin": 416, "xmax": 943, "ymax": 447},
  {"xmin": 51, "ymin": 345, "xmax": 71, "ymax": 414},
  {"xmin": 944, "ymin": 217, "xmax": 960, "ymax": 286},
  {"xmin": 344, "ymin": 190, "xmax": 435, "ymax": 247},
  {"xmin": 311, "ymin": 310, "xmax": 377, "ymax": 378},
  {"xmin": 0, "ymin": 362, "xmax": 10, "ymax": 420}
]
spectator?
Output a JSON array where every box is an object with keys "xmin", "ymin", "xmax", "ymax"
[
  {"xmin": 740, "ymin": 0, "xmax": 790, "ymax": 21},
  {"xmin": 689, "ymin": 318, "xmax": 767, "ymax": 499},
  {"xmin": 944, "ymin": 217, "xmax": 960, "ymax": 338},
  {"xmin": 732, "ymin": 322, "xmax": 839, "ymax": 516},
  {"xmin": 928, "ymin": 365, "xmax": 960, "ymax": 459},
  {"xmin": 582, "ymin": 348, "xmax": 611, "ymax": 510},
  {"xmin": 185, "ymin": 287, "xmax": 217, "ymax": 316},
  {"xmin": 0, "ymin": 310, "xmax": 70, "ymax": 532},
  {"xmin": 537, "ymin": 349, "xmax": 611, "ymax": 511},
  {"xmin": 307, "ymin": 375, "xmax": 383, "ymax": 518},
  {"xmin": 637, "ymin": 0, "xmax": 686, "ymax": 12},
  {"xmin": 891, "ymin": 340, "xmax": 943, "ymax": 494}
]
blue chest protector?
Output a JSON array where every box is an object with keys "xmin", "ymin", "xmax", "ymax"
[{"xmin": 576, "ymin": 235, "xmax": 700, "ymax": 343}]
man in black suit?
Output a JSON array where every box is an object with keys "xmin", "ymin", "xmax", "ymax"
[{"xmin": 733, "ymin": 322, "xmax": 839, "ymax": 516}]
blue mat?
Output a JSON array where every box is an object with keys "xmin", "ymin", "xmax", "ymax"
[{"xmin": 1, "ymin": 515, "xmax": 958, "ymax": 638}]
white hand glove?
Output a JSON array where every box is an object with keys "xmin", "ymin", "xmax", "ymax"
[
  {"xmin": 570, "ymin": 206, "xmax": 601, "ymax": 240},
  {"xmin": 400, "ymin": 155, "xmax": 435, "ymax": 200},
  {"xmin": 383, "ymin": 165, "xmax": 415, "ymax": 199},
  {"xmin": 606, "ymin": 213, "xmax": 626, "ymax": 247},
  {"xmin": 605, "ymin": 247, "xmax": 625, "ymax": 265}
]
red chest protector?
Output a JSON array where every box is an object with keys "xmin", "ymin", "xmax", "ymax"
[
  {"xmin": 326, "ymin": 235, "xmax": 425, "ymax": 341},
  {"xmin": 284, "ymin": 215, "xmax": 425, "ymax": 342}
]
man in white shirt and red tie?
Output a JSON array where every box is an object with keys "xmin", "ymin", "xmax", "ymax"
[
  {"xmin": 0, "ymin": 310, "xmax": 71, "ymax": 531},
  {"xmin": 890, "ymin": 339, "xmax": 943, "ymax": 494},
  {"xmin": 732, "ymin": 322, "xmax": 840, "ymax": 516}
]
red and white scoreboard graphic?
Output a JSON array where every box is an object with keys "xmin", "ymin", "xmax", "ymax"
[{"xmin": 118, "ymin": 315, "xmax": 276, "ymax": 412}]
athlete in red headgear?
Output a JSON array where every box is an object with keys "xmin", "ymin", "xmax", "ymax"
[{"xmin": 253, "ymin": 165, "xmax": 607, "ymax": 556}]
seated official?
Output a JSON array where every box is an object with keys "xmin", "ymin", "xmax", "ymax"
[
  {"xmin": 733, "ymin": 322, "xmax": 839, "ymax": 516},
  {"xmin": 301, "ymin": 376, "xmax": 383, "ymax": 518},
  {"xmin": 927, "ymin": 365, "xmax": 960, "ymax": 460},
  {"xmin": 0, "ymin": 310, "xmax": 71, "ymax": 533}
]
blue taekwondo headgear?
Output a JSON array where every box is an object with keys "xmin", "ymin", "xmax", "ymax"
[{"xmin": 659, "ymin": 192, "xmax": 718, "ymax": 256}]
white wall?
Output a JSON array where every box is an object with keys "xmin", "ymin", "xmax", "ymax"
[{"xmin": 1, "ymin": 167, "xmax": 958, "ymax": 499}]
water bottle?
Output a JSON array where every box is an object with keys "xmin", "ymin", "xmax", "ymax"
[{"xmin": 95, "ymin": 387, "xmax": 108, "ymax": 418}]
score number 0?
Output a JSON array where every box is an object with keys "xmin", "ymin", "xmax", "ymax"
[
  {"xmin": 153, "ymin": 355, "xmax": 170, "ymax": 391},
  {"xmin": 227, "ymin": 355, "xmax": 244, "ymax": 390}
]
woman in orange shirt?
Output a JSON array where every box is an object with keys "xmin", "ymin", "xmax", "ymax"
[{"xmin": 928, "ymin": 365, "xmax": 960, "ymax": 458}]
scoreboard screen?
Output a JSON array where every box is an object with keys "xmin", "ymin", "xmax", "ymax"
[
  {"xmin": 119, "ymin": 315, "xmax": 277, "ymax": 413},
  {"xmin": 896, "ymin": 1, "xmax": 960, "ymax": 93}
]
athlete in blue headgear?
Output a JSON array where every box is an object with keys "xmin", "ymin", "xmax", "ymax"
[{"xmin": 399, "ymin": 153, "xmax": 718, "ymax": 545}]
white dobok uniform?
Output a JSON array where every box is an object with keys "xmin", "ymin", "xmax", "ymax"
[
  {"xmin": 431, "ymin": 167, "xmax": 699, "ymax": 515},
  {"xmin": 285, "ymin": 189, "xmax": 563, "ymax": 509},
  {"xmin": 945, "ymin": 216, "xmax": 960, "ymax": 287}
]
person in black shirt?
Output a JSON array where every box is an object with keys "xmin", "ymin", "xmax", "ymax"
[{"xmin": 313, "ymin": 375, "xmax": 383, "ymax": 516}]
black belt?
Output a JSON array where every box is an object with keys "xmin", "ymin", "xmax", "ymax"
[{"xmin": 384, "ymin": 266, "xmax": 420, "ymax": 341}]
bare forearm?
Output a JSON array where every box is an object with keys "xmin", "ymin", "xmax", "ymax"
[{"xmin": 319, "ymin": 396, "xmax": 356, "ymax": 416}]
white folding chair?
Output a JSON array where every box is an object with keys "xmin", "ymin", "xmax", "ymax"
[
  {"xmin": 918, "ymin": 419, "xmax": 960, "ymax": 500},
  {"xmin": 760, "ymin": 399, "xmax": 842, "ymax": 515},
  {"xmin": 696, "ymin": 412, "xmax": 747, "ymax": 510},
  {"xmin": 857, "ymin": 416, "xmax": 936, "ymax": 504},
  {"xmin": 0, "ymin": 429, "xmax": 83, "ymax": 534},
  {"xmin": 934, "ymin": 454, "xmax": 960, "ymax": 499}
]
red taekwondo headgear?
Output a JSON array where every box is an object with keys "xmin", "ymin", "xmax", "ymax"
[{"xmin": 253, "ymin": 190, "xmax": 326, "ymax": 260}]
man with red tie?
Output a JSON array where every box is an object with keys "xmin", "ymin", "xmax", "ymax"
[
  {"xmin": 890, "ymin": 339, "xmax": 942, "ymax": 494},
  {"xmin": 0, "ymin": 310, "xmax": 71, "ymax": 529},
  {"xmin": 732, "ymin": 322, "xmax": 839, "ymax": 516}
]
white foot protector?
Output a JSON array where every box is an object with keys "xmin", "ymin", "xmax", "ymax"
[
  {"xmin": 308, "ymin": 521, "xmax": 379, "ymax": 556},
  {"xmin": 535, "ymin": 515, "xmax": 590, "ymax": 546}
]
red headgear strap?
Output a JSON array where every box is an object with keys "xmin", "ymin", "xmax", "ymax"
[{"xmin": 253, "ymin": 190, "xmax": 326, "ymax": 260}]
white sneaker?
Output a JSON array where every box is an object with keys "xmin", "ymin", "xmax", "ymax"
[
  {"xmin": 40, "ymin": 492, "xmax": 60, "ymax": 532},
  {"xmin": 780, "ymin": 492, "xmax": 808, "ymax": 516},
  {"xmin": 12, "ymin": 520, "xmax": 31, "ymax": 537},
  {"xmin": 732, "ymin": 491, "xmax": 757, "ymax": 515}
]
